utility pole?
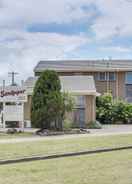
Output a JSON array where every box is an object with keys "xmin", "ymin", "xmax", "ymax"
[
  {"xmin": 2, "ymin": 80, "xmax": 5, "ymax": 91},
  {"xmin": 8, "ymin": 72, "xmax": 18, "ymax": 86}
]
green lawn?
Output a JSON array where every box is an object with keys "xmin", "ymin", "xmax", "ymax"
[
  {"xmin": 0, "ymin": 132, "xmax": 34, "ymax": 139},
  {"xmin": 0, "ymin": 134, "xmax": 132, "ymax": 160},
  {"xmin": 0, "ymin": 149, "xmax": 132, "ymax": 184}
]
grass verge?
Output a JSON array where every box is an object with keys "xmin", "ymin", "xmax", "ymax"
[
  {"xmin": 0, "ymin": 132, "xmax": 34, "ymax": 139},
  {"xmin": 0, "ymin": 150, "xmax": 132, "ymax": 184},
  {"xmin": 0, "ymin": 134, "xmax": 132, "ymax": 160}
]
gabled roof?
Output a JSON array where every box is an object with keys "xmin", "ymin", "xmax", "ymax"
[
  {"xmin": 34, "ymin": 60, "xmax": 132, "ymax": 72},
  {"xmin": 24, "ymin": 76, "xmax": 98, "ymax": 96}
]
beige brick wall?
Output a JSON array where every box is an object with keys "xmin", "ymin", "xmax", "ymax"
[
  {"xmin": 24, "ymin": 95, "xmax": 32, "ymax": 121},
  {"xmin": 85, "ymin": 95, "xmax": 96, "ymax": 124},
  {"xmin": 117, "ymin": 72, "xmax": 125, "ymax": 99},
  {"xmin": 95, "ymin": 72, "xmax": 125, "ymax": 99},
  {"xmin": 95, "ymin": 81, "xmax": 116, "ymax": 97},
  {"xmin": 65, "ymin": 95, "xmax": 96, "ymax": 126}
]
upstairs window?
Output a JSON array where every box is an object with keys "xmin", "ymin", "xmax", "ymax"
[
  {"xmin": 108, "ymin": 72, "xmax": 116, "ymax": 81},
  {"xmin": 96, "ymin": 72, "xmax": 116, "ymax": 81},
  {"xmin": 126, "ymin": 72, "xmax": 132, "ymax": 84},
  {"xmin": 99, "ymin": 72, "xmax": 106, "ymax": 81}
]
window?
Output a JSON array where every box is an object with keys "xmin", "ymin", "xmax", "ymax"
[
  {"xmin": 97, "ymin": 72, "xmax": 116, "ymax": 81},
  {"xmin": 99, "ymin": 72, "xmax": 106, "ymax": 81},
  {"xmin": 73, "ymin": 108, "xmax": 85, "ymax": 128},
  {"xmin": 74, "ymin": 96, "xmax": 85, "ymax": 107},
  {"xmin": 6, "ymin": 102, "xmax": 16, "ymax": 105},
  {"xmin": 126, "ymin": 72, "xmax": 132, "ymax": 84},
  {"xmin": 108, "ymin": 72, "xmax": 116, "ymax": 81},
  {"xmin": 125, "ymin": 72, "xmax": 132, "ymax": 102},
  {"xmin": 94, "ymin": 73, "xmax": 99, "ymax": 80}
]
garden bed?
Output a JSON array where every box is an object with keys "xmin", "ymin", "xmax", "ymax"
[{"xmin": 36, "ymin": 129, "xmax": 90, "ymax": 136}]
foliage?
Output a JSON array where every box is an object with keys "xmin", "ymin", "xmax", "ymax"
[
  {"xmin": 53, "ymin": 92, "xmax": 74, "ymax": 130},
  {"xmin": 112, "ymin": 101, "xmax": 132, "ymax": 123},
  {"xmin": 31, "ymin": 70, "xmax": 62, "ymax": 129},
  {"xmin": 96, "ymin": 93, "xmax": 114, "ymax": 124},
  {"xmin": 31, "ymin": 70, "xmax": 74, "ymax": 130},
  {"xmin": 60, "ymin": 92, "xmax": 74, "ymax": 120},
  {"xmin": 96, "ymin": 93, "xmax": 132, "ymax": 124},
  {"xmin": 87, "ymin": 121, "xmax": 102, "ymax": 129}
]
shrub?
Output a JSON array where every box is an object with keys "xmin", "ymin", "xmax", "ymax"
[
  {"xmin": 126, "ymin": 104, "xmax": 132, "ymax": 123},
  {"xmin": 96, "ymin": 93, "xmax": 114, "ymax": 124},
  {"xmin": 112, "ymin": 101, "xmax": 127, "ymax": 123},
  {"xmin": 96, "ymin": 93, "xmax": 132, "ymax": 124},
  {"xmin": 112, "ymin": 101, "xmax": 132, "ymax": 123}
]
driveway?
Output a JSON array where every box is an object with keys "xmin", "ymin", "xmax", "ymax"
[{"xmin": 88, "ymin": 124, "xmax": 132, "ymax": 135}]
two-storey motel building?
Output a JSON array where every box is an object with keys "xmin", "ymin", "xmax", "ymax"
[{"xmin": 1, "ymin": 60, "xmax": 132, "ymax": 128}]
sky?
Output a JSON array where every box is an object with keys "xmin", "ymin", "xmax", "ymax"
[{"xmin": 0, "ymin": 0, "xmax": 132, "ymax": 85}]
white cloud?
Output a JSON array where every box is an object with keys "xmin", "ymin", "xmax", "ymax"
[
  {"xmin": 92, "ymin": 0, "xmax": 132, "ymax": 39},
  {"xmin": 100, "ymin": 46, "xmax": 132, "ymax": 53},
  {"xmin": 1, "ymin": 0, "xmax": 132, "ymax": 40},
  {"xmin": 0, "ymin": 0, "xmax": 95, "ymax": 27},
  {"xmin": 0, "ymin": 0, "xmax": 94, "ymax": 84},
  {"xmin": 0, "ymin": 29, "xmax": 89, "ymax": 84},
  {"xmin": 0, "ymin": 0, "xmax": 132, "ymax": 85}
]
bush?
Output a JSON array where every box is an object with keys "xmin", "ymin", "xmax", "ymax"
[
  {"xmin": 96, "ymin": 93, "xmax": 114, "ymax": 124},
  {"xmin": 112, "ymin": 101, "xmax": 127, "ymax": 123},
  {"xmin": 112, "ymin": 101, "xmax": 132, "ymax": 123},
  {"xmin": 96, "ymin": 93, "xmax": 132, "ymax": 124},
  {"xmin": 87, "ymin": 121, "xmax": 102, "ymax": 129}
]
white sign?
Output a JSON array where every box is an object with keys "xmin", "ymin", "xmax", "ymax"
[{"xmin": 0, "ymin": 89, "xmax": 27, "ymax": 102}]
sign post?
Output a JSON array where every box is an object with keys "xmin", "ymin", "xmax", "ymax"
[{"xmin": 0, "ymin": 86, "xmax": 27, "ymax": 129}]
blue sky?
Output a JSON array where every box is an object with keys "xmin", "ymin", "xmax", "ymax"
[{"xmin": 0, "ymin": 0, "xmax": 132, "ymax": 84}]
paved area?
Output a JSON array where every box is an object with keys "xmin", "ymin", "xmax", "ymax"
[
  {"xmin": 89, "ymin": 124, "xmax": 132, "ymax": 135},
  {"xmin": 0, "ymin": 125, "xmax": 132, "ymax": 144}
]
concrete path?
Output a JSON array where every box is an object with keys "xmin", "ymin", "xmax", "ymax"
[{"xmin": 0, "ymin": 125, "xmax": 132, "ymax": 144}]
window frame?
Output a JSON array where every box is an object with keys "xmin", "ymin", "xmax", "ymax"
[
  {"xmin": 125, "ymin": 72, "xmax": 132, "ymax": 84},
  {"xmin": 108, "ymin": 72, "xmax": 116, "ymax": 81},
  {"xmin": 96, "ymin": 72, "xmax": 116, "ymax": 81},
  {"xmin": 98, "ymin": 72, "xmax": 106, "ymax": 81}
]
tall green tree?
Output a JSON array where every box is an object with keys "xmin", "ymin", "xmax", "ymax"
[
  {"xmin": 31, "ymin": 70, "xmax": 62, "ymax": 129},
  {"xmin": 31, "ymin": 70, "xmax": 74, "ymax": 130}
]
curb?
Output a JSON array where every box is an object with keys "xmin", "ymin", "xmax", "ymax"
[{"xmin": 1, "ymin": 145, "xmax": 132, "ymax": 165}]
